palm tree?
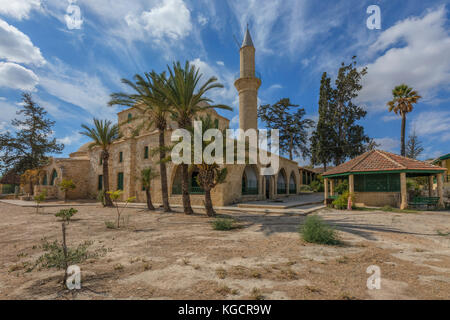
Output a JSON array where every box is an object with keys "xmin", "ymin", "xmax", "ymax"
[
  {"xmin": 387, "ymin": 84, "xmax": 421, "ymax": 156},
  {"xmin": 160, "ymin": 61, "xmax": 232, "ymax": 215},
  {"xmin": 141, "ymin": 167, "xmax": 159, "ymax": 210},
  {"xmin": 80, "ymin": 119, "xmax": 119, "ymax": 207},
  {"xmin": 109, "ymin": 71, "xmax": 172, "ymax": 212},
  {"xmin": 188, "ymin": 115, "xmax": 228, "ymax": 216}
]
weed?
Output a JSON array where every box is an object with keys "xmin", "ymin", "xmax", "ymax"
[
  {"xmin": 299, "ymin": 215, "xmax": 340, "ymax": 245},
  {"xmin": 212, "ymin": 218, "xmax": 234, "ymax": 231}
]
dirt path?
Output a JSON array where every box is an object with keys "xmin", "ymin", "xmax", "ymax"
[{"xmin": 0, "ymin": 202, "xmax": 449, "ymax": 300}]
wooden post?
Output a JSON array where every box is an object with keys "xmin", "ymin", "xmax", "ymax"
[
  {"xmin": 428, "ymin": 175, "xmax": 434, "ymax": 197},
  {"xmin": 324, "ymin": 178, "xmax": 329, "ymax": 205},
  {"xmin": 330, "ymin": 179, "xmax": 335, "ymax": 196},
  {"xmin": 437, "ymin": 173, "xmax": 444, "ymax": 208},
  {"xmin": 349, "ymin": 174, "xmax": 355, "ymax": 194},
  {"xmin": 400, "ymin": 172, "xmax": 407, "ymax": 210}
]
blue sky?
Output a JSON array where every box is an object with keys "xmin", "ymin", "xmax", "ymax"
[{"xmin": 0, "ymin": 0, "xmax": 449, "ymax": 164}]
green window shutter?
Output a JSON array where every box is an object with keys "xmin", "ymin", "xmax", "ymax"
[
  {"xmin": 127, "ymin": 113, "xmax": 132, "ymax": 123},
  {"xmin": 98, "ymin": 175, "xmax": 103, "ymax": 190},
  {"xmin": 119, "ymin": 152, "xmax": 123, "ymax": 163},
  {"xmin": 144, "ymin": 146, "xmax": 149, "ymax": 159},
  {"xmin": 100, "ymin": 157, "xmax": 103, "ymax": 165},
  {"xmin": 42, "ymin": 175, "xmax": 47, "ymax": 186},
  {"xmin": 118, "ymin": 172, "xmax": 124, "ymax": 190}
]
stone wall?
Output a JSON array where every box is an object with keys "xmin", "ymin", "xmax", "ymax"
[{"xmin": 354, "ymin": 192, "xmax": 401, "ymax": 208}]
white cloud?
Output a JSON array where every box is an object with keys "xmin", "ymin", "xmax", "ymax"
[
  {"xmin": 0, "ymin": 62, "xmax": 38, "ymax": 90},
  {"xmin": 0, "ymin": 0, "xmax": 41, "ymax": 20},
  {"xmin": 38, "ymin": 60, "xmax": 117, "ymax": 119},
  {"xmin": 411, "ymin": 111, "xmax": 450, "ymax": 142},
  {"xmin": 125, "ymin": 0, "xmax": 192, "ymax": 41},
  {"xmin": 0, "ymin": 100, "xmax": 20, "ymax": 131},
  {"xmin": 197, "ymin": 13, "xmax": 208, "ymax": 26},
  {"xmin": 57, "ymin": 131, "xmax": 83, "ymax": 146},
  {"xmin": 374, "ymin": 137, "xmax": 400, "ymax": 153},
  {"xmin": 268, "ymin": 84, "xmax": 282, "ymax": 91},
  {"xmin": 216, "ymin": 61, "xmax": 225, "ymax": 66},
  {"xmin": 0, "ymin": 18, "xmax": 45, "ymax": 66},
  {"xmin": 359, "ymin": 7, "xmax": 450, "ymax": 111}
]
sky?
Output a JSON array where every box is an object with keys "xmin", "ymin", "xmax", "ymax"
[{"xmin": 0, "ymin": 0, "xmax": 449, "ymax": 165}]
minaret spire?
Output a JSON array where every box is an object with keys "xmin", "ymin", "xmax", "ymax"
[{"xmin": 234, "ymin": 26, "xmax": 261, "ymax": 131}]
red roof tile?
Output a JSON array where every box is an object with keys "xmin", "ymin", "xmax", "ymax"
[{"xmin": 323, "ymin": 150, "xmax": 447, "ymax": 176}]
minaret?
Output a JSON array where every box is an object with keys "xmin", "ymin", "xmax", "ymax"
[{"xmin": 234, "ymin": 26, "xmax": 261, "ymax": 131}]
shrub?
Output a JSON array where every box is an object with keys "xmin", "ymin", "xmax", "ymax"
[
  {"xmin": 310, "ymin": 180, "xmax": 324, "ymax": 192},
  {"xmin": 335, "ymin": 181, "xmax": 349, "ymax": 195},
  {"xmin": 33, "ymin": 190, "xmax": 47, "ymax": 213},
  {"xmin": 332, "ymin": 191, "xmax": 355, "ymax": 210},
  {"xmin": 97, "ymin": 190, "xmax": 106, "ymax": 207},
  {"xmin": 212, "ymin": 218, "xmax": 234, "ymax": 231},
  {"xmin": 299, "ymin": 215, "xmax": 340, "ymax": 245},
  {"xmin": 299, "ymin": 185, "xmax": 312, "ymax": 192},
  {"xmin": 58, "ymin": 179, "xmax": 76, "ymax": 202}
]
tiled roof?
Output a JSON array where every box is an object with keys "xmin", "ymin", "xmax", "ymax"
[{"xmin": 323, "ymin": 150, "xmax": 446, "ymax": 176}]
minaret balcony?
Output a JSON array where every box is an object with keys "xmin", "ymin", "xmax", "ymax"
[{"xmin": 234, "ymin": 71, "xmax": 262, "ymax": 81}]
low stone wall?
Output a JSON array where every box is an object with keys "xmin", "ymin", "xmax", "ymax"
[{"xmin": 354, "ymin": 192, "xmax": 400, "ymax": 208}]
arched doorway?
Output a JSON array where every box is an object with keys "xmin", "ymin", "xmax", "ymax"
[
  {"xmin": 242, "ymin": 165, "xmax": 258, "ymax": 195},
  {"xmin": 264, "ymin": 175, "xmax": 272, "ymax": 199},
  {"xmin": 277, "ymin": 169, "xmax": 287, "ymax": 194},
  {"xmin": 289, "ymin": 172, "xmax": 297, "ymax": 194}
]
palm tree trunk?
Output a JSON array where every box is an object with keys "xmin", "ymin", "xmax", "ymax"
[
  {"xmin": 181, "ymin": 164, "xmax": 193, "ymax": 215},
  {"xmin": 102, "ymin": 151, "xmax": 113, "ymax": 207},
  {"xmin": 159, "ymin": 129, "xmax": 171, "ymax": 212},
  {"xmin": 204, "ymin": 189, "xmax": 215, "ymax": 217},
  {"xmin": 145, "ymin": 188, "xmax": 155, "ymax": 210},
  {"xmin": 401, "ymin": 113, "xmax": 406, "ymax": 156}
]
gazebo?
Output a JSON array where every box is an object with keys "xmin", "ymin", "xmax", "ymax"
[{"xmin": 322, "ymin": 150, "xmax": 447, "ymax": 209}]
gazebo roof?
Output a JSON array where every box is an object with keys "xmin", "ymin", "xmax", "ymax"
[{"xmin": 323, "ymin": 150, "xmax": 446, "ymax": 178}]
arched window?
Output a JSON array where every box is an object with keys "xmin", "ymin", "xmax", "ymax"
[
  {"xmin": 42, "ymin": 174, "xmax": 48, "ymax": 186},
  {"xmin": 289, "ymin": 173, "xmax": 296, "ymax": 194},
  {"xmin": 171, "ymin": 166, "xmax": 204, "ymax": 195},
  {"xmin": 127, "ymin": 113, "xmax": 132, "ymax": 123},
  {"xmin": 50, "ymin": 169, "xmax": 57, "ymax": 185},
  {"xmin": 277, "ymin": 169, "xmax": 287, "ymax": 194},
  {"xmin": 242, "ymin": 166, "xmax": 258, "ymax": 195}
]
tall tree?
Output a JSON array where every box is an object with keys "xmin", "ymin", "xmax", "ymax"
[
  {"xmin": 0, "ymin": 93, "xmax": 63, "ymax": 174},
  {"xmin": 80, "ymin": 119, "xmax": 119, "ymax": 207},
  {"xmin": 109, "ymin": 71, "xmax": 172, "ymax": 212},
  {"xmin": 332, "ymin": 57, "xmax": 370, "ymax": 165},
  {"xmin": 310, "ymin": 73, "xmax": 335, "ymax": 171},
  {"xmin": 406, "ymin": 129, "xmax": 424, "ymax": 159},
  {"xmin": 387, "ymin": 84, "xmax": 421, "ymax": 156},
  {"xmin": 258, "ymin": 98, "xmax": 314, "ymax": 161},
  {"xmin": 159, "ymin": 61, "xmax": 231, "ymax": 215}
]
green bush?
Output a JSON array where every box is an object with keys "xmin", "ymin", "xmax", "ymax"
[
  {"xmin": 299, "ymin": 215, "xmax": 339, "ymax": 245},
  {"xmin": 332, "ymin": 191, "xmax": 355, "ymax": 210},
  {"xmin": 335, "ymin": 181, "xmax": 349, "ymax": 195},
  {"xmin": 212, "ymin": 218, "xmax": 234, "ymax": 231},
  {"xmin": 310, "ymin": 180, "xmax": 324, "ymax": 192},
  {"xmin": 299, "ymin": 185, "xmax": 312, "ymax": 192}
]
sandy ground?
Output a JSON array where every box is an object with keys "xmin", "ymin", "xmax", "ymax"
[{"xmin": 0, "ymin": 202, "xmax": 449, "ymax": 300}]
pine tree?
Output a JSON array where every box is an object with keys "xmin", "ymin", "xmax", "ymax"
[
  {"xmin": 0, "ymin": 93, "xmax": 63, "ymax": 174},
  {"xmin": 310, "ymin": 73, "xmax": 334, "ymax": 171},
  {"xmin": 406, "ymin": 129, "xmax": 424, "ymax": 159},
  {"xmin": 258, "ymin": 98, "xmax": 314, "ymax": 161}
]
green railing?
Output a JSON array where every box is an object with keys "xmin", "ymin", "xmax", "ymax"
[{"xmin": 172, "ymin": 185, "xmax": 205, "ymax": 195}]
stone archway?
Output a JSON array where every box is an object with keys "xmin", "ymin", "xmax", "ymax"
[
  {"xmin": 277, "ymin": 168, "xmax": 287, "ymax": 194},
  {"xmin": 289, "ymin": 172, "xmax": 297, "ymax": 194},
  {"xmin": 50, "ymin": 169, "xmax": 58, "ymax": 186},
  {"xmin": 242, "ymin": 165, "xmax": 259, "ymax": 195}
]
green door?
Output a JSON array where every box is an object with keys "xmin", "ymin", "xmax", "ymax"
[
  {"xmin": 98, "ymin": 175, "xmax": 103, "ymax": 190},
  {"xmin": 117, "ymin": 172, "xmax": 124, "ymax": 190}
]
